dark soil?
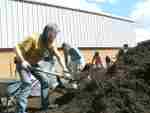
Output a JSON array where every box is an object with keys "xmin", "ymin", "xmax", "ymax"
[{"xmin": 44, "ymin": 40, "xmax": 150, "ymax": 113}]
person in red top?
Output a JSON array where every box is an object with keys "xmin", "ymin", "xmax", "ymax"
[{"xmin": 91, "ymin": 51, "xmax": 103, "ymax": 69}]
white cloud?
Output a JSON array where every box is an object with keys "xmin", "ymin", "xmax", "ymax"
[
  {"xmin": 130, "ymin": 0, "xmax": 150, "ymax": 28},
  {"xmin": 86, "ymin": 0, "xmax": 107, "ymax": 3},
  {"xmin": 109, "ymin": 0, "xmax": 118, "ymax": 4},
  {"xmin": 130, "ymin": 0, "xmax": 150, "ymax": 43},
  {"xmin": 81, "ymin": 0, "xmax": 102, "ymax": 12},
  {"xmin": 86, "ymin": 0, "xmax": 118, "ymax": 4},
  {"xmin": 135, "ymin": 28, "xmax": 150, "ymax": 43}
]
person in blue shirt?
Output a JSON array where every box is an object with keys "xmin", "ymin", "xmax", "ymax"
[{"xmin": 62, "ymin": 43, "xmax": 85, "ymax": 80}]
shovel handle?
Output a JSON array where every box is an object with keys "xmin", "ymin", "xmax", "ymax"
[{"xmin": 30, "ymin": 67, "xmax": 72, "ymax": 80}]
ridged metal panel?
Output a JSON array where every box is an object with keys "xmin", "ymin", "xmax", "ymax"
[
  {"xmin": 97, "ymin": 16, "xmax": 134, "ymax": 47},
  {"xmin": 0, "ymin": 0, "xmax": 135, "ymax": 48},
  {"xmin": 101, "ymin": 17, "xmax": 113, "ymax": 47},
  {"xmin": 0, "ymin": 0, "xmax": 6, "ymax": 48},
  {"xmin": 0, "ymin": 1, "xmax": 3, "ymax": 48}
]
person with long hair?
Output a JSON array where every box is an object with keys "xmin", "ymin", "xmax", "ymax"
[
  {"xmin": 14, "ymin": 23, "xmax": 67, "ymax": 113},
  {"xmin": 91, "ymin": 51, "xmax": 103, "ymax": 69}
]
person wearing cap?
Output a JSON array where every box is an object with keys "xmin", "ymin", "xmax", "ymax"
[
  {"xmin": 14, "ymin": 23, "xmax": 68, "ymax": 113},
  {"xmin": 116, "ymin": 44, "xmax": 129, "ymax": 61},
  {"xmin": 62, "ymin": 43, "xmax": 85, "ymax": 81},
  {"xmin": 118, "ymin": 44, "xmax": 129, "ymax": 55}
]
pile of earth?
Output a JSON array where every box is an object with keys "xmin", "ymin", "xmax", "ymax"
[{"xmin": 48, "ymin": 40, "xmax": 150, "ymax": 113}]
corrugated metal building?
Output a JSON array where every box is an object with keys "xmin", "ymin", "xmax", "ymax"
[
  {"xmin": 0, "ymin": 0, "xmax": 135, "ymax": 48},
  {"xmin": 0, "ymin": 0, "xmax": 136, "ymax": 79}
]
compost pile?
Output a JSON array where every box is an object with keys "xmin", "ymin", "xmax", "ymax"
[{"xmin": 49, "ymin": 40, "xmax": 150, "ymax": 113}]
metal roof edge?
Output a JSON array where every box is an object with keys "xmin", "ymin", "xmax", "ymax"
[{"xmin": 11, "ymin": 0, "xmax": 135, "ymax": 23}]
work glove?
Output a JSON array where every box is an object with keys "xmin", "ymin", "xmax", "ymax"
[
  {"xmin": 63, "ymin": 68, "xmax": 69, "ymax": 73},
  {"xmin": 22, "ymin": 60, "xmax": 31, "ymax": 70},
  {"xmin": 62, "ymin": 68, "xmax": 74, "ymax": 81}
]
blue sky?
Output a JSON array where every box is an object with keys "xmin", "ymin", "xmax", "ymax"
[
  {"xmin": 82, "ymin": 0, "xmax": 150, "ymax": 42},
  {"xmin": 32, "ymin": 0, "xmax": 150, "ymax": 42},
  {"xmin": 80, "ymin": 0, "xmax": 139, "ymax": 17},
  {"xmin": 33, "ymin": 0, "xmax": 140, "ymax": 17},
  {"xmin": 97, "ymin": 0, "xmax": 138, "ymax": 17}
]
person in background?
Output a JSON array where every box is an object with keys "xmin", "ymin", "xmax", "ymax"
[
  {"xmin": 105, "ymin": 56, "xmax": 113, "ymax": 69},
  {"xmin": 14, "ymin": 23, "xmax": 68, "ymax": 113},
  {"xmin": 123, "ymin": 44, "xmax": 129, "ymax": 53},
  {"xmin": 116, "ymin": 44, "xmax": 129, "ymax": 63},
  {"xmin": 62, "ymin": 43, "xmax": 85, "ymax": 80},
  {"xmin": 91, "ymin": 51, "xmax": 103, "ymax": 69},
  {"xmin": 117, "ymin": 44, "xmax": 129, "ymax": 58}
]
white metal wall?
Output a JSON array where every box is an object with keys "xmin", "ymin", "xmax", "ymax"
[{"xmin": 0, "ymin": 0, "xmax": 136, "ymax": 48}]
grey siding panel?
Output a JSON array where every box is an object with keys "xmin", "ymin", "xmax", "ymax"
[
  {"xmin": 0, "ymin": 4, "xmax": 2, "ymax": 48},
  {"xmin": 17, "ymin": 2, "xmax": 23, "ymax": 42},
  {"xmin": 38, "ymin": 5, "xmax": 44, "ymax": 33},
  {"xmin": 0, "ymin": 0, "xmax": 135, "ymax": 48},
  {"xmin": 23, "ymin": 3, "xmax": 30, "ymax": 36},
  {"xmin": 7, "ymin": 0, "xmax": 13, "ymax": 47},
  {"xmin": 1, "ymin": 0, "xmax": 8, "ymax": 48},
  {"xmin": 101, "ymin": 17, "xmax": 136, "ymax": 47},
  {"xmin": 1, "ymin": 0, "xmax": 4, "ymax": 48}
]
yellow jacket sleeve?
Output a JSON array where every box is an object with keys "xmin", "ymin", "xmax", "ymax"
[{"xmin": 17, "ymin": 37, "xmax": 34, "ymax": 53}]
